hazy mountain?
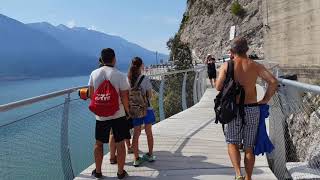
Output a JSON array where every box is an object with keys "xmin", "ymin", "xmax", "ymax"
[
  {"xmin": 28, "ymin": 22, "xmax": 168, "ymax": 70},
  {"xmin": 0, "ymin": 14, "xmax": 96, "ymax": 79},
  {"xmin": 0, "ymin": 14, "xmax": 168, "ymax": 80}
]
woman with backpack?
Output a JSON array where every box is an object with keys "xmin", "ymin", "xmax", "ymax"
[{"xmin": 128, "ymin": 57, "xmax": 156, "ymax": 167}]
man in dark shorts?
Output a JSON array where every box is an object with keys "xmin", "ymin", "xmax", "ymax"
[
  {"xmin": 88, "ymin": 48, "xmax": 131, "ymax": 179},
  {"xmin": 205, "ymin": 54, "xmax": 217, "ymax": 88},
  {"xmin": 215, "ymin": 38, "xmax": 277, "ymax": 180}
]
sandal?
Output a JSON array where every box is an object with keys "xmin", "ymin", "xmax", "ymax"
[
  {"xmin": 92, "ymin": 169, "xmax": 102, "ymax": 178},
  {"xmin": 117, "ymin": 170, "xmax": 128, "ymax": 179},
  {"xmin": 235, "ymin": 175, "xmax": 245, "ymax": 180},
  {"xmin": 110, "ymin": 156, "xmax": 117, "ymax": 164}
]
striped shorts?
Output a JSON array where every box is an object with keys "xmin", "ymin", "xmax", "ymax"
[{"xmin": 224, "ymin": 106, "xmax": 260, "ymax": 149}]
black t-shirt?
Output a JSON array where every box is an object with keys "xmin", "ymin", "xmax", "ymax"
[{"xmin": 207, "ymin": 62, "xmax": 216, "ymax": 72}]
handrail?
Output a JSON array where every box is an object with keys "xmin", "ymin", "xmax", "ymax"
[
  {"xmin": 0, "ymin": 86, "xmax": 88, "ymax": 112},
  {"xmin": 147, "ymin": 66, "xmax": 205, "ymax": 77},
  {"xmin": 278, "ymin": 78, "xmax": 320, "ymax": 95},
  {"xmin": 0, "ymin": 67, "xmax": 206, "ymax": 113}
]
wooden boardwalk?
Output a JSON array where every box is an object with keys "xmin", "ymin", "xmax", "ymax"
[{"xmin": 75, "ymin": 88, "xmax": 276, "ymax": 180}]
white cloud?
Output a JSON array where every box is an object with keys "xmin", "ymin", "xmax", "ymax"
[
  {"xmin": 88, "ymin": 25, "xmax": 96, "ymax": 31},
  {"xmin": 66, "ymin": 19, "xmax": 76, "ymax": 28}
]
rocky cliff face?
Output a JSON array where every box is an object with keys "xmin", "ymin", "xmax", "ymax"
[
  {"xmin": 178, "ymin": 0, "xmax": 264, "ymax": 61},
  {"xmin": 286, "ymin": 93, "xmax": 320, "ymax": 168}
]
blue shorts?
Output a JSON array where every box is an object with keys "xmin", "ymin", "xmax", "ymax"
[{"xmin": 132, "ymin": 109, "xmax": 156, "ymax": 127}]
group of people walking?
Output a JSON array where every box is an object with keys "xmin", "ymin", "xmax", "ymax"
[
  {"xmin": 87, "ymin": 48, "xmax": 156, "ymax": 179},
  {"xmin": 86, "ymin": 37, "xmax": 277, "ymax": 180}
]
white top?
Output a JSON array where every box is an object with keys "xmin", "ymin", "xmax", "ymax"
[{"xmin": 88, "ymin": 66, "xmax": 130, "ymax": 121}]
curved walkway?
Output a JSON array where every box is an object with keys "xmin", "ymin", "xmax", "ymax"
[{"xmin": 75, "ymin": 88, "xmax": 276, "ymax": 179}]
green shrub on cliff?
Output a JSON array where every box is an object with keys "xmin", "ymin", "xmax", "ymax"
[
  {"xmin": 231, "ymin": 1, "xmax": 245, "ymax": 17},
  {"xmin": 167, "ymin": 34, "xmax": 193, "ymax": 70},
  {"xmin": 163, "ymin": 34, "xmax": 195, "ymax": 117},
  {"xmin": 180, "ymin": 13, "xmax": 190, "ymax": 31}
]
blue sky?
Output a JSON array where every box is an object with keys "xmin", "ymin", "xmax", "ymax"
[{"xmin": 0, "ymin": 0, "xmax": 187, "ymax": 54}]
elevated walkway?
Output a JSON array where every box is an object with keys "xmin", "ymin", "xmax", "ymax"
[{"xmin": 75, "ymin": 88, "xmax": 276, "ymax": 179}]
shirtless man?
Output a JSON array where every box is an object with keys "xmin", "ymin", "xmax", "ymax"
[{"xmin": 215, "ymin": 37, "xmax": 277, "ymax": 180}]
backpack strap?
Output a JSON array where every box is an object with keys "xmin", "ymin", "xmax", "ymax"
[
  {"xmin": 134, "ymin": 75, "xmax": 145, "ymax": 88},
  {"xmin": 226, "ymin": 60, "xmax": 234, "ymax": 81}
]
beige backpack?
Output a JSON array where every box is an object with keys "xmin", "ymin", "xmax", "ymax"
[{"xmin": 129, "ymin": 75, "xmax": 148, "ymax": 118}]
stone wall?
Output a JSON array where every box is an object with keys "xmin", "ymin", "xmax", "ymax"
[{"xmin": 264, "ymin": 0, "xmax": 320, "ymax": 67}]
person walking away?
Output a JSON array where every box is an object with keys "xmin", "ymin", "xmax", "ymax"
[
  {"xmin": 205, "ymin": 54, "xmax": 217, "ymax": 88},
  {"xmin": 128, "ymin": 57, "xmax": 156, "ymax": 167},
  {"xmin": 215, "ymin": 37, "xmax": 277, "ymax": 180},
  {"xmin": 88, "ymin": 48, "xmax": 131, "ymax": 179}
]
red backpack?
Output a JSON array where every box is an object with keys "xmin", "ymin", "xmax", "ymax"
[{"xmin": 89, "ymin": 80, "xmax": 119, "ymax": 117}]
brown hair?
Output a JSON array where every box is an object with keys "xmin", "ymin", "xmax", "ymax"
[
  {"xmin": 128, "ymin": 57, "xmax": 143, "ymax": 87},
  {"xmin": 230, "ymin": 37, "xmax": 249, "ymax": 56}
]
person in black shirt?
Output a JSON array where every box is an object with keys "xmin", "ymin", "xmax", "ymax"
[{"xmin": 205, "ymin": 54, "xmax": 217, "ymax": 88}]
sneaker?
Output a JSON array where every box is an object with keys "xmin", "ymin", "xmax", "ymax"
[
  {"xmin": 133, "ymin": 157, "xmax": 144, "ymax": 167},
  {"xmin": 91, "ymin": 169, "xmax": 102, "ymax": 178},
  {"xmin": 235, "ymin": 175, "xmax": 245, "ymax": 180},
  {"xmin": 117, "ymin": 170, "xmax": 128, "ymax": 179},
  {"xmin": 127, "ymin": 147, "xmax": 134, "ymax": 154},
  {"xmin": 143, "ymin": 153, "xmax": 155, "ymax": 162}
]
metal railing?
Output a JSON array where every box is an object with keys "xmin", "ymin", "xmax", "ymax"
[
  {"xmin": 258, "ymin": 62, "xmax": 320, "ymax": 180},
  {"xmin": 0, "ymin": 67, "xmax": 207, "ymax": 180}
]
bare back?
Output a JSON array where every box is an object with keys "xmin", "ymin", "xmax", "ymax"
[{"xmin": 233, "ymin": 58, "xmax": 259, "ymax": 104}]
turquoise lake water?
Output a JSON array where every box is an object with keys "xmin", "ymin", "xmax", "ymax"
[{"xmin": 0, "ymin": 76, "xmax": 109, "ymax": 180}]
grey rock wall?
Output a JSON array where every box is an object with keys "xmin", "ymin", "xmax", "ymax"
[
  {"xmin": 286, "ymin": 93, "xmax": 320, "ymax": 168},
  {"xmin": 179, "ymin": 0, "xmax": 264, "ymax": 61}
]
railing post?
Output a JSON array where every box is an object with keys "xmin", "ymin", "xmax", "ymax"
[
  {"xmin": 200, "ymin": 70, "xmax": 205, "ymax": 96},
  {"xmin": 159, "ymin": 76, "xmax": 165, "ymax": 121},
  {"xmin": 193, "ymin": 72, "xmax": 199, "ymax": 104},
  {"xmin": 203, "ymin": 69, "xmax": 207, "ymax": 92},
  {"xmin": 268, "ymin": 86, "xmax": 291, "ymax": 179},
  {"xmin": 197, "ymin": 70, "xmax": 202, "ymax": 101},
  {"xmin": 61, "ymin": 93, "xmax": 74, "ymax": 180},
  {"xmin": 182, "ymin": 72, "xmax": 188, "ymax": 110}
]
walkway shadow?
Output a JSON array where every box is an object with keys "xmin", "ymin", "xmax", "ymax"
[
  {"xmin": 125, "ymin": 118, "xmax": 266, "ymax": 179},
  {"xmin": 76, "ymin": 118, "xmax": 268, "ymax": 179}
]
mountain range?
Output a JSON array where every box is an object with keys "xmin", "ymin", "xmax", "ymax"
[{"xmin": 0, "ymin": 14, "xmax": 168, "ymax": 80}]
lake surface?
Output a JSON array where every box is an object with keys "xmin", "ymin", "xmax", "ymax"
[
  {"xmin": 0, "ymin": 76, "xmax": 108, "ymax": 180},
  {"xmin": 0, "ymin": 76, "xmax": 89, "ymax": 104}
]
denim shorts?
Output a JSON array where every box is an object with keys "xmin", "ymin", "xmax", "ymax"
[{"xmin": 132, "ymin": 109, "xmax": 156, "ymax": 127}]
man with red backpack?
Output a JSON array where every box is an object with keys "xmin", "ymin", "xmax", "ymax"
[{"xmin": 88, "ymin": 48, "xmax": 131, "ymax": 179}]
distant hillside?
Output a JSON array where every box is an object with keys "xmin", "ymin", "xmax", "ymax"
[
  {"xmin": 28, "ymin": 23, "xmax": 168, "ymax": 70},
  {"xmin": 0, "ymin": 14, "xmax": 96, "ymax": 79},
  {"xmin": 0, "ymin": 14, "xmax": 168, "ymax": 80}
]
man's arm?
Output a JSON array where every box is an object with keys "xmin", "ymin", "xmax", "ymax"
[
  {"xmin": 88, "ymin": 86, "xmax": 94, "ymax": 99},
  {"xmin": 120, "ymin": 90, "xmax": 130, "ymax": 115},
  {"xmin": 257, "ymin": 64, "xmax": 278, "ymax": 104},
  {"xmin": 215, "ymin": 63, "xmax": 228, "ymax": 91}
]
